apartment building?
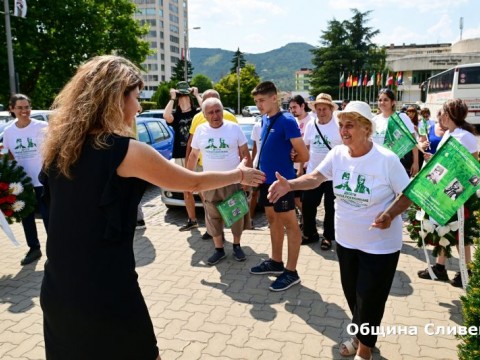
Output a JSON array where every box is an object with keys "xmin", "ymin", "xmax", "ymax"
[{"xmin": 132, "ymin": 0, "xmax": 188, "ymax": 99}]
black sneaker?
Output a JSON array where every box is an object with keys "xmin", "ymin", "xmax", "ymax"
[
  {"xmin": 269, "ymin": 270, "xmax": 301, "ymax": 292},
  {"xmin": 20, "ymin": 248, "xmax": 42, "ymax": 266},
  {"xmin": 136, "ymin": 220, "xmax": 146, "ymax": 230},
  {"xmin": 250, "ymin": 259, "xmax": 284, "ymax": 275},
  {"xmin": 179, "ymin": 219, "xmax": 198, "ymax": 232},
  {"xmin": 233, "ymin": 246, "xmax": 246, "ymax": 262},
  {"xmin": 418, "ymin": 264, "xmax": 449, "ymax": 281},
  {"xmin": 450, "ymin": 271, "xmax": 472, "ymax": 288},
  {"xmin": 201, "ymin": 231, "xmax": 213, "ymax": 240},
  {"xmin": 207, "ymin": 250, "xmax": 226, "ymax": 265}
]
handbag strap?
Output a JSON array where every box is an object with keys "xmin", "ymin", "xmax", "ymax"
[
  {"xmin": 314, "ymin": 121, "xmax": 332, "ymax": 150},
  {"xmin": 257, "ymin": 114, "xmax": 281, "ymax": 169}
]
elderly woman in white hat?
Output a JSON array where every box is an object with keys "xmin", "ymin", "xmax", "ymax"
[{"xmin": 268, "ymin": 101, "xmax": 412, "ymax": 360}]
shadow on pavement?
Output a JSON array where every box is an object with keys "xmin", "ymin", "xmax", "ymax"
[
  {"xmin": 186, "ymin": 228, "xmax": 350, "ymax": 359},
  {"xmin": 134, "ymin": 228, "xmax": 157, "ymax": 267},
  {"xmin": 0, "ymin": 261, "xmax": 43, "ymax": 313}
]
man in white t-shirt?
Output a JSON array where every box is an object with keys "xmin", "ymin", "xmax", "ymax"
[
  {"xmin": 188, "ymin": 98, "xmax": 252, "ymax": 265},
  {"xmin": 4, "ymin": 94, "xmax": 49, "ymax": 265},
  {"xmin": 301, "ymin": 93, "xmax": 342, "ymax": 249}
]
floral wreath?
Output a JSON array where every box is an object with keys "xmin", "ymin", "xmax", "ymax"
[
  {"xmin": 0, "ymin": 154, "xmax": 36, "ymax": 224},
  {"xmin": 406, "ymin": 190, "xmax": 480, "ymax": 258}
]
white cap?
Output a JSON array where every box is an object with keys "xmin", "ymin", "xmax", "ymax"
[{"xmin": 335, "ymin": 101, "xmax": 373, "ymax": 123}]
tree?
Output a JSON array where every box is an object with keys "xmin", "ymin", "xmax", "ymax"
[
  {"xmin": 171, "ymin": 59, "xmax": 194, "ymax": 83},
  {"xmin": 0, "ymin": 0, "xmax": 150, "ymax": 108},
  {"xmin": 309, "ymin": 9, "xmax": 385, "ymax": 98},
  {"xmin": 151, "ymin": 81, "xmax": 175, "ymax": 109},
  {"xmin": 215, "ymin": 63, "xmax": 260, "ymax": 111},
  {"xmin": 190, "ymin": 74, "xmax": 213, "ymax": 93},
  {"xmin": 230, "ymin": 48, "xmax": 247, "ymax": 74}
]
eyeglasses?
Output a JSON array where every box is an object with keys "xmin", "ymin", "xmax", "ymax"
[{"xmin": 14, "ymin": 106, "xmax": 31, "ymax": 110}]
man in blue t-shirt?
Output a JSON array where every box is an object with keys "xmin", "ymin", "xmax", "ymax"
[{"xmin": 249, "ymin": 81, "xmax": 309, "ymax": 292}]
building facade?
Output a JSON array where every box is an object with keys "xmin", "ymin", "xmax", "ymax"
[
  {"xmin": 132, "ymin": 0, "xmax": 188, "ymax": 99},
  {"xmin": 295, "ymin": 68, "xmax": 313, "ymax": 91},
  {"xmin": 386, "ymin": 38, "xmax": 480, "ymax": 104}
]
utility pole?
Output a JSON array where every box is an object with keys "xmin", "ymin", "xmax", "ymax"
[
  {"xmin": 4, "ymin": 0, "xmax": 17, "ymax": 95},
  {"xmin": 184, "ymin": 27, "xmax": 201, "ymax": 82}
]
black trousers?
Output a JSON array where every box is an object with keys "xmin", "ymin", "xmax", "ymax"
[
  {"xmin": 301, "ymin": 180, "xmax": 335, "ymax": 240},
  {"xmin": 336, "ymin": 243, "xmax": 399, "ymax": 348}
]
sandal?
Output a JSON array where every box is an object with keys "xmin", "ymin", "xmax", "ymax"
[
  {"xmin": 339, "ymin": 337, "xmax": 358, "ymax": 356},
  {"xmin": 354, "ymin": 355, "xmax": 372, "ymax": 360},
  {"xmin": 321, "ymin": 238, "xmax": 332, "ymax": 250}
]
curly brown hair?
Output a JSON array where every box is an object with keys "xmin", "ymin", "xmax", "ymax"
[{"xmin": 43, "ymin": 55, "xmax": 143, "ymax": 178}]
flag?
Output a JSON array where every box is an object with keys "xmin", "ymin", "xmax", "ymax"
[
  {"xmin": 346, "ymin": 74, "xmax": 352, "ymax": 87},
  {"xmin": 353, "ymin": 75, "xmax": 358, "ymax": 87},
  {"xmin": 339, "ymin": 72, "xmax": 345, "ymax": 88},
  {"xmin": 386, "ymin": 72, "xmax": 394, "ymax": 86},
  {"xmin": 13, "ymin": 0, "xmax": 27, "ymax": 18},
  {"xmin": 396, "ymin": 71, "xmax": 403, "ymax": 85},
  {"xmin": 381, "ymin": 72, "xmax": 385, "ymax": 87},
  {"xmin": 363, "ymin": 72, "xmax": 368, "ymax": 86},
  {"xmin": 376, "ymin": 72, "xmax": 381, "ymax": 86},
  {"xmin": 358, "ymin": 73, "xmax": 363, "ymax": 87},
  {"xmin": 367, "ymin": 72, "xmax": 374, "ymax": 86}
]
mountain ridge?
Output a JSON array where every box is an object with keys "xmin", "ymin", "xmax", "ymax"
[{"xmin": 190, "ymin": 42, "xmax": 316, "ymax": 91}]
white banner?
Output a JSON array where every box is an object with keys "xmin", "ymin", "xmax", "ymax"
[{"xmin": 13, "ymin": 0, "xmax": 27, "ymax": 18}]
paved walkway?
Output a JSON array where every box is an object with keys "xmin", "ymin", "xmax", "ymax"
[{"xmin": 0, "ymin": 185, "xmax": 466, "ymax": 359}]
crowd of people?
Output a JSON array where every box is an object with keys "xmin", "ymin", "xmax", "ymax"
[{"xmin": 3, "ymin": 54, "xmax": 478, "ymax": 360}]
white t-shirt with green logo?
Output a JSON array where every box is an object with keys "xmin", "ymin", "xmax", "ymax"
[
  {"xmin": 316, "ymin": 143, "xmax": 410, "ymax": 254},
  {"xmin": 3, "ymin": 119, "xmax": 48, "ymax": 187},
  {"xmin": 303, "ymin": 117, "xmax": 342, "ymax": 174},
  {"xmin": 191, "ymin": 121, "xmax": 247, "ymax": 172},
  {"xmin": 372, "ymin": 112, "xmax": 415, "ymax": 145}
]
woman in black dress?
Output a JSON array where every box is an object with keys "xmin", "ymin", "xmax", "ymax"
[{"xmin": 40, "ymin": 55, "xmax": 265, "ymax": 360}]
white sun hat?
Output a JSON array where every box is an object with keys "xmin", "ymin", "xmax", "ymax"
[{"xmin": 335, "ymin": 101, "xmax": 373, "ymax": 123}]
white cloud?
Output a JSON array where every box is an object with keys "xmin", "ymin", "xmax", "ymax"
[{"xmin": 328, "ymin": 0, "xmax": 469, "ymax": 13}]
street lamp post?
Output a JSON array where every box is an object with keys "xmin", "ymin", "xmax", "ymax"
[{"xmin": 184, "ymin": 26, "xmax": 201, "ymax": 82}]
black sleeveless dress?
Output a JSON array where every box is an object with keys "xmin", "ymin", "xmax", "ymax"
[{"xmin": 40, "ymin": 135, "xmax": 159, "ymax": 360}]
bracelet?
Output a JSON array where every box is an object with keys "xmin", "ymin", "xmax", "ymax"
[{"xmin": 238, "ymin": 168, "xmax": 244, "ymax": 183}]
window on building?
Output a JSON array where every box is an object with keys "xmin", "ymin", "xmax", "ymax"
[
  {"xmin": 170, "ymin": 24, "xmax": 179, "ymax": 34},
  {"xmin": 170, "ymin": 46, "xmax": 179, "ymax": 53},
  {"xmin": 170, "ymin": 35, "xmax": 179, "ymax": 43},
  {"xmin": 169, "ymin": 3, "xmax": 179, "ymax": 14}
]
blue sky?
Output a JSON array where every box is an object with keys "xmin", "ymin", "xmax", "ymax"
[{"xmin": 189, "ymin": 0, "xmax": 480, "ymax": 53}]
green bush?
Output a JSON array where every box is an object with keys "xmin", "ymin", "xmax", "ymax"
[{"xmin": 140, "ymin": 101, "xmax": 157, "ymax": 111}]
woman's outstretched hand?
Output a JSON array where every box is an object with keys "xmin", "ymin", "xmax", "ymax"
[
  {"xmin": 267, "ymin": 172, "xmax": 290, "ymax": 203},
  {"xmin": 237, "ymin": 158, "xmax": 265, "ymax": 187}
]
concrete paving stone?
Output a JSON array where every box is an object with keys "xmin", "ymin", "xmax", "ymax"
[
  {"xmin": 226, "ymin": 325, "xmax": 253, "ymax": 347},
  {"xmin": 281, "ymin": 342, "xmax": 304, "ymax": 358},
  {"xmin": 244, "ymin": 336, "xmax": 285, "ymax": 352},
  {"xmin": 1, "ymin": 330, "xmax": 31, "ymax": 345},
  {"xmin": 268, "ymin": 329, "xmax": 305, "ymax": 344},
  {"xmin": 176, "ymin": 329, "xmax": 214, "ymax": 343},
  {"xmin": 224, "ymin": 314, "xmax": 257, "ymax": 329},
  {"xmin": 202, "ymin": 333, "xmax": 230, "ymax": 356},
  {"xmin": 300, "ymin": 333, "xmax": 324, "ymax": 357},
  {"xmin": 176, "ymin": 341, "xmax": 208, "ymax": 360},
  {"xmin": 221, "ymin": 344, "xmax": 263, "ymax": 360},
  {"xmin": 161, "ymin": 319, "xmax": 188, "ymax": 340},
  {"xmin": 6, "ymin": 333, "xmax": 43, "ymax": 358},
  {"xmin": 420, "ymin": 345, "xmax": 458, "ymax": 360},
  {"xmin": 0, "ymin": 343, "xmax": 18, "ymax": 358},
  {"xmin": 257, "ymin": 349, "xmax": 283, "ymax": 360},
  {"xmin": 157, "ymin": 349, "xmax": 182, "ymax": 360},
  {"xmin": 199, "ymin": 321, "xmax": 236, "ymax": 336}
]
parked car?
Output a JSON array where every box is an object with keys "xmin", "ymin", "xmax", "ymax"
[
  {"xmin": 0, "ymin": 111, "xmax": 13, "ymax": 122},
  {"xmin": 137, "ymin": 109, "xmax": 165, "ymax": 119},
  {"xmin": 242, "ymin": 105, "xmax": 260, "ymax": 117},
  {"xmin": 136, "ymin": 117, "xmax": 174, "ymax": 160},
  {"xmin": 224, "ymin": 107, "xmax": 236, "ymax": 115},
  {"xmin": 30, "ymin": 110, "xmax": 53, "ymax": 122},
  {"xmin": 160, "ymin": 116, "xmax": 258, "ymax": 209}
]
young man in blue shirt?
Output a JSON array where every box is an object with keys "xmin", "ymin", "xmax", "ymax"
[{"xmin": 249, "ymin": 81, "xmax": 309, "ymax": 291}]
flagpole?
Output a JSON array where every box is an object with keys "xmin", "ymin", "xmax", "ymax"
[{"xmin": 4, "ymin": 0, "xmax": 17, "ymax": 95}]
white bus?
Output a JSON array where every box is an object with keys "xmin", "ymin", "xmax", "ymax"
[{"xmin": 425, "ymin": 63, "xmax": 480, "ymax": 125}]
